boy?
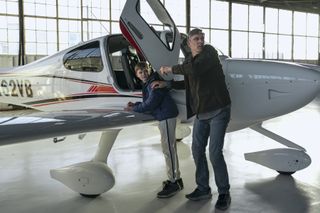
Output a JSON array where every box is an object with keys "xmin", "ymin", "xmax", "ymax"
[{"xmin": 125, "ymin": 61, "xmax": 183, "ymax": 198}]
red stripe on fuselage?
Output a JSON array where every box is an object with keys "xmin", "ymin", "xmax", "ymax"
[
  {"xmin": 87, "ymin": 85, "xmax": 117, "ymax": 94},
  {"xmin": 119, "ymin": 20, "xmax": 145, "ymax": 60}
]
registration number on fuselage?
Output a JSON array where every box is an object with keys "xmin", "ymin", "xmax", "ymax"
[{"xmin": 0, "ymin": 79, "xmax": 33, "ymax": 97}]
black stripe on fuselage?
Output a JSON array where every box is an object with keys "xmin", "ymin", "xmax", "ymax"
[
  {"xmin": 24, "ymin": 94, "xmax": 141, "ymax": 106},
  {"xmin": 0, "ymin": 74, "xmax": 109, "ymax": 85}
]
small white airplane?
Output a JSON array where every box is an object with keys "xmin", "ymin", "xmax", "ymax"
[{"xmin": 0, "ymin": 0, "xmax": 319, "ymax": 197}]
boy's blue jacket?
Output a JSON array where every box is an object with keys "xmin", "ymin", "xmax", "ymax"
[{"xmin": 133, "ymin": 72, "xmax": 178, "ymax": 121}]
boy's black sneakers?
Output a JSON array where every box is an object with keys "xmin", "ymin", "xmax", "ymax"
[{"xmin": 157, "ymin": 178, "xmax": 183, "ymax": 198}]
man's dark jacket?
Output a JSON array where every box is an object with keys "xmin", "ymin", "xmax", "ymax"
[
  {"xmin": 133, "ymin": 72, "xmax": 178, "ymax": 121},
  {"xmin": 171, "ymin": 45, "xmax": 231, "ymax": 119}
]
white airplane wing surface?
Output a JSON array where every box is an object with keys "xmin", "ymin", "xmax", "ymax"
[{"xmin": 0, "ymin": 109, "xmax": 155, "ymax": 146}]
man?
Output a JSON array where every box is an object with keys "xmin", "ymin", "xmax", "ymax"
[
  {"xmin": 154, "ymin": 28, "xmax": 231, "ymax": 210},
  {"xmin": 125, "ymin": 61, "xmax": 183, "ymax": 198}
]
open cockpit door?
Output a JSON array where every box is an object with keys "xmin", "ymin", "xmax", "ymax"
[{"xmin": 120, "ymin": 0, "xmax": 180, "ymax": 80}]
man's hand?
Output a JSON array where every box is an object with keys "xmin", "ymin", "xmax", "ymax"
[
  {"xmin": 124, "ymin": 102, "xmax": 134, "ymax": 111},
  {"xmin": 151, "ymin": 81, "xmax": 167, "ymax": 89},
  {"xmin": 127, "ymin": 102, "xmax": 134, "ymax": 107},
  {"xmin": 160, "ymin": 66, "xmax": 172, "ymax": 75}
]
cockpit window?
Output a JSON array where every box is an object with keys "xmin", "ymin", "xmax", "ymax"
[
  {"xmin": 106, "ymin": 35, "xmax": 142, "ymax": 91},
  {"xmin": 63, "ymin": 41, "xmax": 103, "ymax": 72}
]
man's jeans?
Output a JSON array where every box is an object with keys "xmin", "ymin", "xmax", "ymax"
[{"xmin": 192, "ymin": 106, "xmax": 231, "ymax": 194}]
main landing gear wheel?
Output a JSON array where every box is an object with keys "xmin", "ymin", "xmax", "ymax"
[
  {"xmin": 277, "ymin": 171, "xmax": 296, "ymax": 175},
  {"xmin": 50, "ymin": 130, "xmax": 120, "ymax": 196},
  {"xmin": 80, "ymin": 193, "xmax": 100, "ymax": 198}
]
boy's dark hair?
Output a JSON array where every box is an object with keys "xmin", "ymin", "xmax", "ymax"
[
  {"xmin": 134, "ymin": 61, "xmax": 149, "ymax": 73},
  {"xmin": 188, "ymin": 28, "xmax": 204, "ymax": 38}
]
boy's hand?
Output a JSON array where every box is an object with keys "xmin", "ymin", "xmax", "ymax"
[
  {"xmin": 127, "ymin": 102, "xmax": 134, "ymax": 107},
  {"xmin": 125, "ymin": 102, "xmax": 134, "ymax": 111},
  {"xmin": 124, "ymin": 106, "xmax": 133, "ymax": 111}
]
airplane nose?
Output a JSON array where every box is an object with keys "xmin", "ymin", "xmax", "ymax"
[
  {"xmin": 299, "ymin": 65, "xmax": 320, "ymax": 95},
  {"xmin": 275, "ymin": 64, "xmax": 320, "ymax": 107},
  {"xmin": 226, "ymin": 60, "xmax": 320, "ymax": 122}
]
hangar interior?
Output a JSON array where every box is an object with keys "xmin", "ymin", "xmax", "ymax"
[
  {"xmin": 0, "ymin": 0, "xmax": 320, "ymax": 67},
  {"xmin": 0, "ymin": 0, "xmax": 320, "ymax": 213}
]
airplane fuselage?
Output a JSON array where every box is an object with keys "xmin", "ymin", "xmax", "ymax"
[{"xmin": 0, "ymin": 34, "xmax": 319, "ymax": 133}]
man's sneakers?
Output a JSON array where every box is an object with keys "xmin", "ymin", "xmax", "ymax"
[
  {"xmin": 186, "ymin": 188, "xmax": 231, "ymax": 210},
  {"xmin": 157, "ymin": 178, "xmax": 184, "ymax": 198},
  {"xmin": 215, "ymin": 193, "xmax": 231, "ymax": 210},
  {"xmin": 185, "ymin": 188, "xmax": 212, "ymax": 201},
  {"xmin": 157, "ymin": 180, "xmax": 231, "ymax": 210}
]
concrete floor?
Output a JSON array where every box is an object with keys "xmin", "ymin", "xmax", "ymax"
[{"xmin": 0, "ymin": 97, "xmax": 319, "ymax": 213}]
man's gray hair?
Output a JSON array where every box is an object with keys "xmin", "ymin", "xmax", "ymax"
[{"xmin": 188, "ymin": 28, "xmax": 204, "ymax": 38}]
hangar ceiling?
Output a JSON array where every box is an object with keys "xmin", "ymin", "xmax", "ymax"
[{"xmin": 227, "ymin": 0, "xmax": 320, "ymax": 14}]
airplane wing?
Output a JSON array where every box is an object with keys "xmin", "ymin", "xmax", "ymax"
[{"xmin": 0, "ymin": 109, "xmax": 155, "ymax": 146}]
